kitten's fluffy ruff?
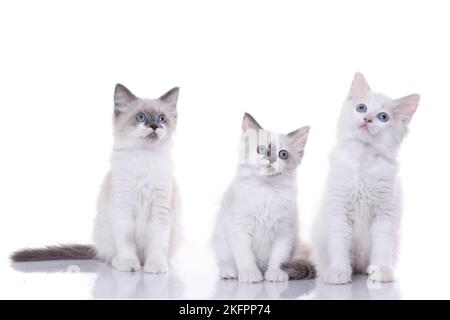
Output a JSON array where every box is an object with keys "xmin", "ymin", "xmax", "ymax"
[
  {"xmin": 213, "ymin": 113, "xmax": 315, "ymax": 282},
  {"xmin": 312, "ymin": 73, "xmax": 420, "ymax": 284},
  {"xmin": 12, "ymin": 85, "xmax": 182, "ymax": 274}
]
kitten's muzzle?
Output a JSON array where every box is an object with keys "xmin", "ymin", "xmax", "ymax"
[
  {"xmin": 359, "ymin": 117, "xmax": 373, "ymax": 129},
  {"xmin": 146, "ymin": 132, "xmax": 158, "ymax": 139},
  {"xmin": 145, "ymin": 119, "xmax": 161, "ymax": 131},
  {"xmin": 259, "ymin": 159, "xmax": 271, "ymax": 167}
]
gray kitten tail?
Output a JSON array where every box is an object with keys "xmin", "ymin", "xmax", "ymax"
[
  {"xmin": 10, "ymin": 244, "xmax": 96, "ymax": 262},
  {"xmin": 281, "ymin": 259, "xmax": 316, "ymax": 280}
]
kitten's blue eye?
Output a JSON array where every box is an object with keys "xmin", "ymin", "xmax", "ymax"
[
  {"xmin": 136, "ymin": 113, "xmax": 146, "ymax": 122},
  {"xmin": 377, "ymin": 112, "xmax": 390, "ymax": 122},
  {"xmin": 157, "ymin": 115, "xmax": 167, "ymax": 124},
  {"xmin": 257, "ymin": 145, "xmax": 267, "ymax": 155},
  {"xmin": 356, "ymin": 104, "xmax": 367, "ymax": 113},
  {"xmin": 278, "ymin": 150, "xmax": 288, "ymax": 160}
]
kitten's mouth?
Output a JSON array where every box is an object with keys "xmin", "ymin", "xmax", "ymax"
[
  {"xmin": 146, "ymin": 132, "xmax": 159, "ymax": 140},
  {"xmin": 359, "ymin": 123, "xmax": 371, "ymax": 131},
  {"xmin": 259, "ymin": 166, "xmax": 278, "ymax": 176}
]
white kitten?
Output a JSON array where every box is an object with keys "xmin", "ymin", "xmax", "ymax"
[
  {"xmin": 312, "ymin": 73, "xmax": 420, "ymax": 284},
  {"xmin": 213, "ymin": 113, "xmax": 315, "ymax": 283},
  {"xmin": 12, "ymin": 84, "xmax": 182, "ymax": 274}
]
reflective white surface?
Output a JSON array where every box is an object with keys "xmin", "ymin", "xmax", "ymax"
[
  {"xmin": 6, "ymin": 259, "xmax": 403, "ymax": 300},
  {"xmin": 1, "ymin": 241, "xmax": 417, "ymax": 300},
  {"xmin": 4, "ymin": 238, "xmax": 450, "ymax": 300},
  {"xmin": 5, "ymin": 230, "xmax": 450, "ymax": 300}
]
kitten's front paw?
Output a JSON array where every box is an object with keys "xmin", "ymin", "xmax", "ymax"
[
  {"xmin": 367, "ymin": 265, "xmax": 395, "ymax": 282},
  {"xmin": 265, "ymin": 268, "xmax": 289, "ymax": 282},
  {"xmin": 111, "ymin": 256, "xmax": 142, "ymax": 272},
  {"xmin": 143, "ymin": 258, "xmax": 169, "ymax": 274},
  {"xmin": 324, "ymin": 268, "xmax": 352, "ymax": 285},
  {"xmin": 238, "ymin": 268, "xmax": 263, "ymax": 283},
  {"xmin": 220, "ymin": 266, "xmax": 238, "ymax": 279}
]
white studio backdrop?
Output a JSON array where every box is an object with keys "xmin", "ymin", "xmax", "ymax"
[{"xmin": 0, "ymin": 0, "xmax": 449, "ymax": 299}]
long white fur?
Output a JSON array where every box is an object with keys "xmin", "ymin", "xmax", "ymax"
[
  {"xmin": 213, "ymin": 114, "xmax": 310, "ymax": 282},
  {"xmin": 93, "ymin": 85, "xmax": 181, "ymax": 273},
  {"xmin": 312, "ymin": 73, "xmax": 420, "ymax": 284}
]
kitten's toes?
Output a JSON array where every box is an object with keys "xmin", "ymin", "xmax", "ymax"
[
  {"xmin": 264, "ymin": 268, "xmax": 289, "ymax": 282},
  {"xmin": 238, "ymin": 268, "xmax": 264, "ymax": 283},
  {"xmin": 111, "ymin": 256, "xmax": 142, "ymax": 272},
  {"xmin": 367, "ymin": 265, "xmax": 395, "ymax": 282},
  {"xmin": 143, "ymin": 259, "xmax": 169, "ymax": 274},
  {"xmin": 324, "ymin": 268, "xmax": 352, "ymax": 285},
  {"xmin": 220, "ymin": 266, "xmax": 238, "ymax": 279}
]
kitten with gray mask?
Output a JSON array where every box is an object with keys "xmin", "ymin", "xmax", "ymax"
[
  {"xmin": 213, "ymin": 113, "xmax": 315, "ymax": 282},
  {"xmin": 12, "ymin": 84, "xmax": 181, "ymax": 273}
]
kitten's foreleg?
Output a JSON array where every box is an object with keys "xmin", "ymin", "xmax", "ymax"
[
  {"xmin": 230, "ymin": 232, "xmax": 263, "ymax": 283},
  {"xmin": 144, "ymin": 192, "xmax": 172, "ymax": 274},
  {"xmin": 368, "ymin": 214, "xmax": 396, "ymax": 282},
  {"xmin": 325, "ymin": 210, "xmax": 353, "ymax": 284},
  {"xmin": 265, "ymin": 234, "xmax": 292, "ymax": 282},
  {"xmin": 110, "ymin": 195, "xmax": 141, "ymax": 272},
  {"xmin": 214, "ymin": 230, "xmax": 238, "ymax": 279}
]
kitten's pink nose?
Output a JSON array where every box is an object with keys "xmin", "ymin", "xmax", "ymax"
[{"xmin": 363, "ymin": 117, "xmax": 373, "ymax": 123}]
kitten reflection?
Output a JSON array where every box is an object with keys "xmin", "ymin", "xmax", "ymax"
[
  {"xmin": 10, "ymin": 259, "xmax": 100, "ymax": 274},
  {"xmin": 92, "ymin": 264, "xmax": 184, "ymax": 299},
  {"xmin": 11, "ymin": 260, "xmax": 183, "ymax": 299},
  {"xmin": 313, "ymin": 275, "xmax": 401, "ymax": 300},
  {"xmin": 213, "ymin": 279, "xmax": 315, "ymax": 299}
]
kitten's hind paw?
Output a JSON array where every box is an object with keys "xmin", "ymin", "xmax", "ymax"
[
  {"xmin": 111, "ymin": 256, "xmax": 142, "ymax": 272},
  {"xmin": 238, "ymin": 268, "xmax": 264, "ymax": 283},
  {"xmin": 220, "ymin": 266, "xmax": 238, "ymax": 279},
  {"xmin": 367, "ymin": 265, "xmax": 395, "ymax": 282},
  {"xmin": 324, "ymin": 268, "xmax": 352, "ymax": 285},
  {"xmin": 144, "ymin": 259, "xmax": 169, "ymax": 274},
  {"xmin": 265, "ymin": 268, "xmax": 289, "ymax": 282}
]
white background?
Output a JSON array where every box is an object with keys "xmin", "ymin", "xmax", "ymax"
[{"xmin": 1, "ymin": 0, "xmax": 449, "ymax": 299}]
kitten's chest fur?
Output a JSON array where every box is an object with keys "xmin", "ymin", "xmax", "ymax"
[
  {"xmin": 234, "ymin": 176, "xmax": 297, "ymax": 265},
  {"xmin": 329, "ymin": 142, "xmax": 399, "ymax": 271},
  {"xmin": 254, "ymin": 185, "xmax": 293, "ymax": 227},
  {"xmin": 332, "ymin": 142, "xmax": 397, "ymax": 223},
  {"xmin": 240, "ymin": 177, "xmax": 296, "ymax": 224},
  {"xmin": 111, "ymin": 147, "xmax": 173, "ymax": 215}
]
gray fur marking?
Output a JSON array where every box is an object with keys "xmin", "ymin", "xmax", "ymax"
[
  {"xmin": 281, "ymin": 259, "xmax": 316, "ymax": 280},
  {"xmin": 159, "ymin": 87, "xmax": 180, "ymax": 105},
  {"xmin": 10, "ymin": 244, "xmax": 96, "ymax": 262},
  {"xmin": 242, "ymin": 112, "xmax": 263, "ymax": 130}
]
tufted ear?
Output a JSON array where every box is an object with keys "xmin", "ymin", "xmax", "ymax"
[
  {"xmin": 114, "ymin": 83, "xmax": 137, "ymax": 115},
  {"xmin": 347, "ymin": 72, "xmax": 371, "ymax": 101},
  {"xmin": 242, "ymin": 112, "xmax": 262, "ymax": 132},
  {"xmin": 394, "ymin": 94, "xmax": 420, "ymax": 125},
  {"xmin": 159, "ymin": 87, "xmax": 180, "ymax": 110},
  {"xmin": 288, "ymin": 126, "xmax": 310, "ymax": 150}
]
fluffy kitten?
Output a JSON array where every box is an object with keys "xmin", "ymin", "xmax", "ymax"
[
  {"xmin": 312, "ymin": 73, "xmax": 420, "ymax": 284},
  {"xmin": 11, "ymin": 84, "xmax": 182, "ymax": 273},
  {"xmin": 213, "ymin": 113, "xmax": 315, "ymax": 283}
]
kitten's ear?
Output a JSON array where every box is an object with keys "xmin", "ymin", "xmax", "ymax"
[
  {"xmin": 114, "ymin": 83, "xmax": 137, "ymax": 115},
  {"xmin": 347, "ymin": 72, "xmax": 371, "ymax": 100},
  {"xmin": 394, "ymin": 94, "xmax": 420, "ymax": 125},
  {"xmin": 288, "ymin": 126, "xmax": 310, "ymax": 149},
  {"xmin": 242, "ymin": 113, "xmax": 262, "ymax": 131},
  {"xmin": 159, "ymin": 87, "xmax": 180, "ymax": 109}
]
